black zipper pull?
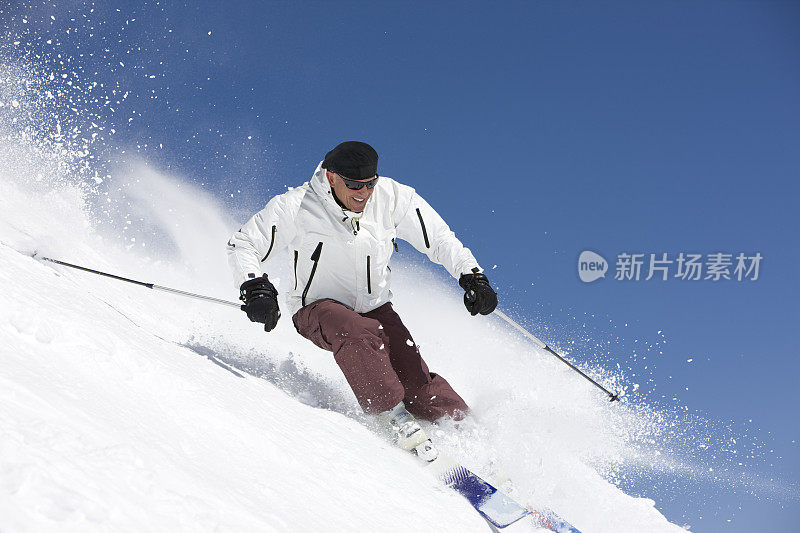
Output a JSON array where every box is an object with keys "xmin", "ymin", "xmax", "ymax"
[
  {"xmin": 366, "ymin": 255, "xmax": 371, "ymax": 294},
  {"xmin": 261, "ymin": 225, "xmax": 277, "ymax": 262},
  {"xmin": 302, "ymin": 242, "xmax": 324, "ymax": 307}
]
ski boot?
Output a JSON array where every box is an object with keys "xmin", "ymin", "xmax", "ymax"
[{"xmin": 377, "ymin": 402, "xmax": 439, "ymax": 463}]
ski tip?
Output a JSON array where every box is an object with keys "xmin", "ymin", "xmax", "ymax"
[{"xmin": 525, "ymin": 506, "xmax": 582, "ymax": 533}]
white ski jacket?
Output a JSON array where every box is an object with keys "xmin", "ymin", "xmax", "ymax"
[{"xmin": 227, "ymin": 162, "xmax": 482, "ymax": 316}]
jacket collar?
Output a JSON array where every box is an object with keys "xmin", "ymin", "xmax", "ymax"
[{"xmin": 310, "ymin": 161, "xmax": 332, "ymax": 199}]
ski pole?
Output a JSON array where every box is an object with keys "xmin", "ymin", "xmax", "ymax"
[
  {"xmin": 493, "ymin": 309, "xmax": 620, "ymax": 402},
  {"xmin": 34, "ymin": 254, "xmax": 241, "ymax": 309}
]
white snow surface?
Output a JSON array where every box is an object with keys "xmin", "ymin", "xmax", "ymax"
[{"xmin": 0, "ymin": 162, "xmax": 688, "ymax": 532}]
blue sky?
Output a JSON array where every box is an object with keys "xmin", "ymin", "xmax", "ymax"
[{"xmin": 4, "ymin": 1, "xmax": 799, "ymax": 530}]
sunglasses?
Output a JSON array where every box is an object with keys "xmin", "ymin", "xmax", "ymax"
[{"xmin": 337, "ymin": 173, "xmax": 379, "ymax": 190}]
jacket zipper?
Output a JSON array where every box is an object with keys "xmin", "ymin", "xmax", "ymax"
[
  {"xmin": 261, "ymin": 225, "xmax": 277, "ymax": 262},
  {"xmin": 366, "ymin": 255, "xmax": 371, "ymax": 294},
  {"xmin": 416, "ymin": 208, "xmax": 430, "ymax": 249},
  {"xmin": 301, "ymin": 242, "xmax": 323, "ymax": 307},
  {"xmin": 293, "ymin": 250, "xmax": 299, "ymax": 290}
]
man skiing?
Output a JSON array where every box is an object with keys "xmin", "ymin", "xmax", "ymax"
[{"xmin": 226, "ymin": 141, "xmax": 497, "ymax": 456}]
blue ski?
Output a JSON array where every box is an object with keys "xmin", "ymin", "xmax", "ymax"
[
  {"xmin": 424, "ymin": 453, "xmax": 580, "ymax": 531},
  {"xmin": 425, "ymin": 453, "xmax": 528, "ymax": 528}
]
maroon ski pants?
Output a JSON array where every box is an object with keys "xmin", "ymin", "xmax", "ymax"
[{"xmin": 292, "ymin": 299, "xmax": 469, "ymax": 422}]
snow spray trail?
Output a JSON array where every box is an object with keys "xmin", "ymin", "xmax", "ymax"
[
  {"xmin": 0, "ymin": 75, "xmax": 682, "ymax": 531},
  {"xmin": 2, "ymin": 4, "xmax": 797, "ymax": 532}
]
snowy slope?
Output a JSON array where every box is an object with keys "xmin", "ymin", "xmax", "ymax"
[{"xmin": 0, "ymin": 161, "xmax": 688, "ymax": 532}]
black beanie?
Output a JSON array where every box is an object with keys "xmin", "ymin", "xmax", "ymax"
[{"xmin": 322, "ymin": 141, "xmax": 379, "ymax": 180}]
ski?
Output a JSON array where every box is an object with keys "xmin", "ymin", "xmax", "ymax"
[
  {"xmin": 424, "ymin": 452, "xmax": 531, "ymax": 528},
  {"xmin": 422, "ymin": 450, "xmax": 581, "ymax": 531}
]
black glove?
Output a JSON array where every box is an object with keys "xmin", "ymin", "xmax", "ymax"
[
  {"xmin": 239, "ymin": 274, "xmax": 281, "ymax": 331},
  {"xmin": 459, "ymin": 272, "xmax": 498, "ymax": 316}
]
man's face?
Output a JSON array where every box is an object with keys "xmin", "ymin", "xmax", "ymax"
[{"xmin": 326, "ymin": 170, "xmax": 376, "ymax": 213}]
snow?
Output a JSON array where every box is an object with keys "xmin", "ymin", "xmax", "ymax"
[{"xmin": 0, "ymin": 135, "xmax": 686, "ymax": 532}]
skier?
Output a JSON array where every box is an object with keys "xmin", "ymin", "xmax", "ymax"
[{"xmin": 226, "ymin": 141, "xmax": 497, "ymax": 456}]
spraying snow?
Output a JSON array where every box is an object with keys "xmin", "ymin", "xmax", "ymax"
[
  {"xmin": 0, "ymin": 142, "xmax": 687, "ymax": 533},
  {"xmin": 1, "ymin": 53, "xmax": 691, "ymax": 532}
]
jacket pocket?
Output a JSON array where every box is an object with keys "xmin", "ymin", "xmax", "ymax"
[{"xmin": 301, "ymin": 241, "xmax": 323, "ymax": 307}]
